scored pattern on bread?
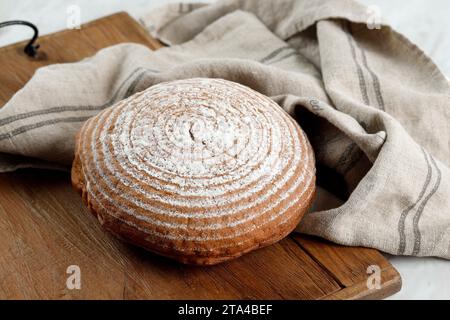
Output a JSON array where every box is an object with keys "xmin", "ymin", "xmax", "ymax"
[{"xmin": 72, "ymin": 78, "xmax": 316, "ymax": 265}]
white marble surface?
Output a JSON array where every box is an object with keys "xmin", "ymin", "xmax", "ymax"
[{"xmin": 1, "ymin": 0, "xmax": 449, "ymax": 299}]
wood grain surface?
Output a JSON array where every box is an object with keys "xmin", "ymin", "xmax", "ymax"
[{"xmin": 0, "ymin": 12, "xmax": 401, "ymax": 300}]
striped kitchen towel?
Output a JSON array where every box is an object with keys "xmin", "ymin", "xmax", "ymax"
[{"xmin": 1, "ymin": 0, "xmax": 449, "ymax": 259}]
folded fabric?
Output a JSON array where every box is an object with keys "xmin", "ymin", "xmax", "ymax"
[{"xmin": 1, "ymin": 0, "xmax": 449, "ymax": 259}]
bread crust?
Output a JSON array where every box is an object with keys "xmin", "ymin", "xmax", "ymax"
[{"xmin": 71, "ymin": 78, "xmax": 316, "ymax": 265}]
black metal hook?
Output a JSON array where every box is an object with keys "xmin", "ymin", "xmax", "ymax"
[{"xmin": 0, "ymin": 20, "xmax": 40, "ymax": 57}]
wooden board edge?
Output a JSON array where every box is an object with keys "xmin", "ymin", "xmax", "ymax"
[
  {"xmin": 0, "ymin": 12, "xmax": 163, "ymax": 53},
  {"xmin": 292, "ymin": 233, "xmax": 402, "ymax": 299},
  {"xmin": 320, "ymin": 266, "xmax": 402, "ymax": 300}
]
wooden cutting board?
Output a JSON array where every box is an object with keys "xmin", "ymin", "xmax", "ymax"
[{"xmin": 0, "ymin": 12, "xmax": 401, "ymax": 300}]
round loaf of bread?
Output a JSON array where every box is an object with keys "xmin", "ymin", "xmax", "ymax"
[{"xmin": 71, "ymin": 78, "xmax": 315, "ymax": 265}]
